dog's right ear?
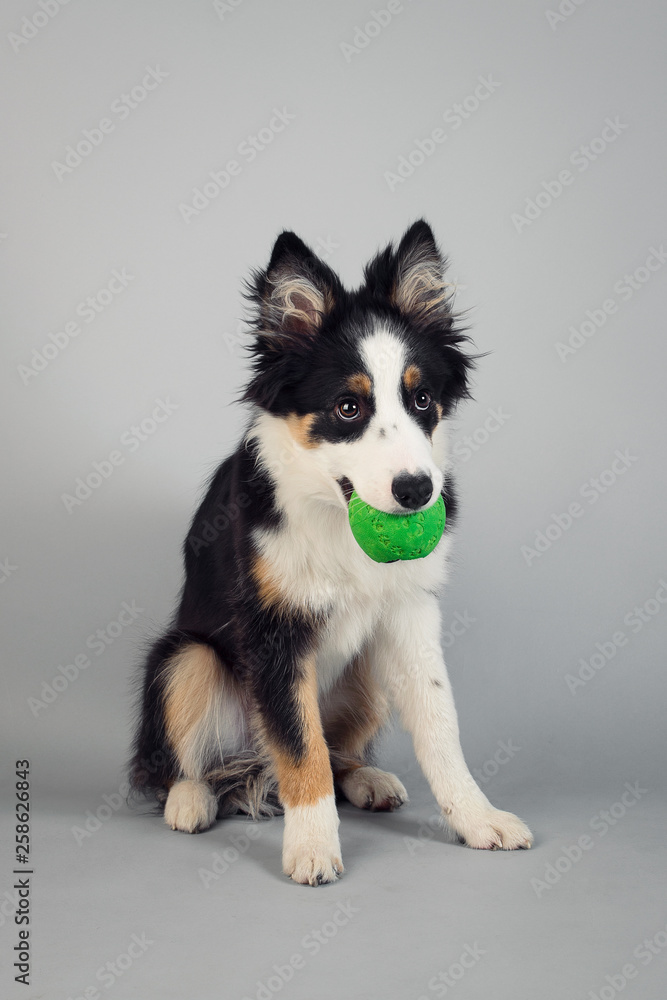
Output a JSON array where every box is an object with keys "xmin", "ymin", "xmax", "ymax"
[
  {"xmin": 242, "ymin": 233, "xmax": 341, "ymax": 410},
  {"xmin": 247, "ymin": 232, "xmax": 340, "ymax": 342}
]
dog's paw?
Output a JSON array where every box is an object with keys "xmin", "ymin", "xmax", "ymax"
[
  {"xmin": 338, "ymin": 766, "xmax": 408, "ymax": 812},
  {"xmin": 448, "ymin": 806, "xmax": 533, "ymax": 851},
  {"xmin": 283, "ymin": 845, "xmax": 344, "ymax": 886},
  {"xmin": 282, "ymin": 796, "xmax": 343, "ymax": 885},
  {"xmin": 164, "ymin": 780, "xmax": 218, "ymax": 834}
]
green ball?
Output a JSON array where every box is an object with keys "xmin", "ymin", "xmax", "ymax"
[{"xmin": 348, "ymin": 490, "xmax": 446, "ymax": 563}]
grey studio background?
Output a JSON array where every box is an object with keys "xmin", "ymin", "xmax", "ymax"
[{"xmin": 1, "ymin": 0, "xmax": 666, "ymax": 997}]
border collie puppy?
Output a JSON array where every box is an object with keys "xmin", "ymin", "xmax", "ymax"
[{"xmin": 130, "ymin": 221, "xmax": 532, "ymax": 885}]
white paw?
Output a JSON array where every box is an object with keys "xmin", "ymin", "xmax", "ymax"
[
  {"xmin": 282, "ymin": 796, "xmax": 343, "ymax": 886},
  {"xmin": 283, "ymin": 845, "xmax": 344, "ymax": 886},
  {"xmin": 164, "ymin": 780, "xmax": 218, "ymax": 834},
  {"xmin": 338, "ymin": 766, "xmax": 408, "ymax": 812},
  {"xmin": 448, "ymin": 805, "xmax": 533, "ymax": 851}
]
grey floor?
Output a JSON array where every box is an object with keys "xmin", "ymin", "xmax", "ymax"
[{"xmin": 4, "ymin": 741, "xmax": 666, "ymax": 1000}]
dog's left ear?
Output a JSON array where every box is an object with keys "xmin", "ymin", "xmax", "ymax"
[
  {"xmin": 250, "ymin": 231, "xmax": 340, "ymax": 341},
  {"xmin": 365, "ymin": 221, "xmax": 474, "ymax": 408},
  {"xmin": 365, "ymin": 220, "xmax": 451, "ymax": 325}
]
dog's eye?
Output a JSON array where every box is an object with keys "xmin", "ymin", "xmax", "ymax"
[
  {"xmin": 414, "ymin": 390, "xmax": 431, "ymax": 411},
  {"xmin": 336, "ymin": 399, "xmax": 360, "ymax": 421}
]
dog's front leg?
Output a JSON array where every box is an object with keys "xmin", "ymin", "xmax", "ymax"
[
  {"xmin": 372, "ymin": 592, "xmax": 533, "ymax": 850},
  {"xmin": 251, "ymin": 646, "xmax": 342, "ymax": 885}
]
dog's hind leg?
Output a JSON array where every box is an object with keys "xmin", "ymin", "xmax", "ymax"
[
  {"xmin": 161, "ymin": 642, "xmax": 245, "ymax": 833},
  {"xmin": 322, "ymin": 653, "xmax": 408, "ymax": 812}
]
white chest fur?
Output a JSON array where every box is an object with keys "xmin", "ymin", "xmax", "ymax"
[
  {"xmin": 249, "ymin": 408, "xmax": 451, "ymax": 693},
  {"xmin": 253, "ymin": 490, "xmax": 449, "ymax": 694}
]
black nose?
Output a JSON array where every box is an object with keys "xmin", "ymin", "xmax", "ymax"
[{"xmin": 391, "ymin": 472, "xmax": 433, "ymax": 510}]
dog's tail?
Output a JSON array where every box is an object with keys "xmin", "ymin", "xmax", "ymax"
[
  {"xmin": 206, "ymin": 753, "xmax": 282, "ymax": 820},
  {"xmin": 128, "ymin": 630, "xmax": 184, "ymax": 801},
  {"xmin": 133, "ymin": 752, "xmax": 282, "ymax": 821}
]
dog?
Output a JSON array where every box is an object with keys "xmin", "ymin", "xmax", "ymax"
[{"xmin": 129, "ymin": 220, "xmax": 533, "ymax": 885}]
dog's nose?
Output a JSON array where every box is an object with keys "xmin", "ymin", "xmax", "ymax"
[{"xmin": 391, "ymin": 472, "xmax": 433, "ymax": 510}]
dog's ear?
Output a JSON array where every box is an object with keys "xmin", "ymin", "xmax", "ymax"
[
  {"xmin": 249, "ymin": 231, "xmax": 339, "ymax": 341},
  {"xmin": 392, "ymin": 221, "xmax": 449, "ymax": 321},
  {"xmin": 365, "ymin": 220, "xmax": 451, "ymax": 325},
  {"xmin": 242, "ymin": 233, "xmax": 341, "ymax": 410},
  {"xmin": 364, "ymin": 221, "xmax": 475, "ymax": 408}
]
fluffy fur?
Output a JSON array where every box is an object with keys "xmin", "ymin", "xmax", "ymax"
[{"xmin": 129, "ymin": 220, "xmax": 533, "ymax": 884}]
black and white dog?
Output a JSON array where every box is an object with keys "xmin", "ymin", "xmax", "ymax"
[{"xmin": 130, "ymin": 221, "xmax": 532, "ymax": 885}]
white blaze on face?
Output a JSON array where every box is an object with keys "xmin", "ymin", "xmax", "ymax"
[{"xmin": 325, "ymin": 327, "xmax": 444, "ymax": 513}]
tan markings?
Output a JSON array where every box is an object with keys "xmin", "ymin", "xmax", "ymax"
[
  {"xmin": 251, "ymin": 552, "xmax": 321, "ymax": 620},
  {"xmin": 346, "ymin": 372, "xmax": 372, "ymax": 397},
  {"xmin": 251, "ymin": 552, "xmax": 287, "ymax": 610},
  {"xmin": 403, "ymin": 364, "xmax": 421, "ymax": 392},
  {"xmin": 321, "ymin": 651, "xmax": 390, "ymax": 776},
  {"xmin": 322, "ymin": 287, "xmax": 336, "ymax": 315},
  {"xmin": 163, "ymin": 644, "xmax": 248, "ymax": 781},
  {"xmin": 285, "ymin": 412, "xmax": 318, "ymax": 449},
  {"xmin": 163, "ymin": 644, "xmax": 221, "ymax": 768},
  {"xmin": 269, "ymin": 655, "xmax": 334, "ymax": 808},
  {"xmin": 434, "ymin": 401, "xmax": 443, "ymax": 421}
]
